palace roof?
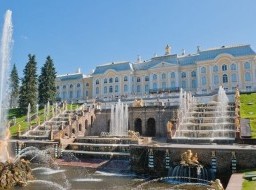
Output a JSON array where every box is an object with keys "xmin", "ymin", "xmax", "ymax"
[{"xmin": 92, "ymin": 61, "xmax": 133, "ymax": 75}]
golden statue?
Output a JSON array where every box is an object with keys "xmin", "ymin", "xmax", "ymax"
[
  {"xmin": 180, "ymin": 149, "xmax": 200, "ymax": 166},
  {"xmin": 210, "ymin": 179, "xmax": 224, "ymax": 190},
  {"xmin": 128, "ymin": 130, "xmax": 140, "ymax": 140},
  {"xmin": 166, "ymin": 120, "xmax": 173, "ymax": 138},
  {"xmin": 133, "ymin": 99, "xmax": 144, "ymax": 107}
]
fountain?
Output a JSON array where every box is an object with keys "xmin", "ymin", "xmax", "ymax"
[
  {"xmin": 0, "ymin": 10, "xmax": 34, "ymax": 188},
  {"xmin": 172, "ymin": 86, "xmax": 236, "ymax": 143},
  {"xmin": 110, "ymin": 99, "xmax": 128, "ymax": 136}
]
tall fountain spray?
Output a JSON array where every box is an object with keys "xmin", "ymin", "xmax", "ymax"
[
  {"xmin": 0, "ymin": 10, "xmax": 13, "ymax": 162},
  {"xmin": 110, "ymin": 99, "xmax": 128, "ymax": 136}
]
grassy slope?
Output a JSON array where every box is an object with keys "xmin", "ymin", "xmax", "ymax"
[
  {"xmin": 240, "ymin": 93, "xmax": 256, "ymax": 138},
  {"xmin": 8, "ymin": 103, "xmax": 81, "ymax": 136},
  {"xmin": 243, "ymin": 171, "xmax": 256, "ymax": 190}
]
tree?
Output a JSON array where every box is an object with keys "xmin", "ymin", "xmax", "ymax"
[
  {"xmin": 10, "ymin": 64, "xmax": 19, "ymax": 108},
  {"xmin": 18, "ymin": 54, "xmax": 38, "ymax": 113},
  {"xmin": 38, "ymin": 56, "xmax": 57, "ymax": 105}
]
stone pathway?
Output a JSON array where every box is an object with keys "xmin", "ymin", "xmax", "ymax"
[{"xmin": 226, "ymin": 173, "xmax": 243, "ymax": 190}]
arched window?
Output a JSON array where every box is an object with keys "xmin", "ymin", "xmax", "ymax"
[
  {"xmin": 137, "ymin": 85, "xmax": 141, "ymax": 92},
  {"xmin": 231, "ymin": 63, "xmax": 237, "ymax": 70},
  {"xmin": 181, "ymin": 80, "xmax": 186, "ymax": 88},
  {"xmin": 109, "ymin": 86, "xmax": 113, "ymax": 93},
  {"xmin": 145, "ymin": 85, "xmax": 149, "ymax": 92},
  {"xmin": 96, "ymin": 87, "xmax": 99, "ymax": 94},
  {"xmin": 191, "ymin": 71, "xmax": 196, "ymax": 77},
  {"xmin": 162, "ymin": 73, "xmax": 166, "ymax": 79},
  {"xmin": 222, "ymin": 64, "xmax": 227, "ymax": 71},
  {"xmin": 137, "ymin": 77, "xmax": 141, "ymax": 82},
  {"xmin": 201, "ymin": 76, "xmax": 206, "ymax": 85},
  {"xmin": 96, "ymin": 79, "xmax": 99, "ymax": 85},
  {"xmin": 153, "ymin": 74, "xmax": 157, "ymax": 80},
  {"xmin": 109, "ymin": 78, "xmax": 113, "ymax": 83},
  {"xmin": 171, "ymin": 72, "xmax": 175, "ymax": 78},
  {"xmin": 213, "ymin": 65, "xmax": 218, "ymax": 72},
  {"xmin": 124, "ymin": 84, "xmax": 128, "ymax": 92},
  {"xmin": 162, "ymin": 82, "xmax": 166, "ymax": 89},
  {"xmin": 153, "ymin": 83, "xmax": 157, "ymax": 90},
  {"xmin": 86, "ymin": 83, "xmax": 89, "ymax": 87},
  {"xmin": 214, "ymin": 75, "xmax": 219, "ymax": 85},
  {"xmin": 104, "ymin": 78, "xmax": 107, "ymax": 83},
  {"xmin": 63, "ymin": 85, "xmax": 66, "ymax": 89},
  {"xmin": 104, "ymin": 86, "xmax": 107, "ymax": 94},
  {"xmin": 245, "ymin": 72, "xmax": 251, "ymax": 81},
  {"xmin": 70, "ymin": 84, "xmax": 73, "ymax": 88},
  {"xmin": 77, "ymin": 83, "xmax": 80, "ymax": 88},
  {"xmin": 201, "ymin": 67, "xmax": 206, "ymax": 73},
  {"xmin": 115, "ymin": 85, "xmax": 119, "ymax": 92},
  {"xmin": 115, "ymin": 77, "xmax": 119, "ymax": 82},
  {"xmin": 244, "ymin": 62, "xmax": 251, "ymax": 70},
  {"xmin": 223, "ymin": 74, "xmax": 228, "ymax": 83},
  {"xmin": 231, "ymin": 74, "xmax": 237, "ymax": 82},
  {"xmin": 145, "ymin": 76, "xmax": 149, "ymax": 81},
  {"xmin": 124, "ymin": 76, "xmax": 128, "ymax": 81},
  {"xmin": 171, "ymin": 81, "xmax": 175, "ymax": 88},
  {"xmin": 181, "ymin": 72, "xmax": 186, "ymax": 78}
]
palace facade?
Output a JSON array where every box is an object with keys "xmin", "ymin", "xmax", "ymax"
[{"xmin": 56, "ymin": 44, "xmax": 256, "ymax": 103}]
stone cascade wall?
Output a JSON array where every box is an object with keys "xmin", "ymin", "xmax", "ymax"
[
  {"xmin": 90, "ymin": 106, "xmax": 179, "ymax": 137},
  {"xmin": 130, "ymin": 146, "xmax": 256, "ymax": 178}
]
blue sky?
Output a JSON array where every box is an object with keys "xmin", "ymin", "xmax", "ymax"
[{"xmin": 1, "ymin": 0, "xmax": 256, "ymax": 77}]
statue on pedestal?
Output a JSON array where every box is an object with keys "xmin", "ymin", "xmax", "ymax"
[{"xmin": 180, "ymin": 149, "xmax": 200, "ymax": 166}]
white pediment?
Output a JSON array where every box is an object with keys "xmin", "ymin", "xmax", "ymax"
[{"xmin": 150, "ymin": 62, "xmax": 177, "ymax": 69}]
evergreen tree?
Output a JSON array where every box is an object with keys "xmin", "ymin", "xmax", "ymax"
[
  {"xmin": 10, "ymin": 64, "xmax": 19, "ymax": 108},
  {"xmin": 38, "ymin": 56, "xmax": 57, "ymax": 105},
  {"xmin": 18, "ymin": 54, "xmax": 38, "ymax": 113}
]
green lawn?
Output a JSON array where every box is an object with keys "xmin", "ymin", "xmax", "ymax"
[
  {"xmin": 243, "ymin": 171, "xmax": 256, "ymax": 190},
  {"xmin": 8, "ymin": 103, "xmax": 82, "ymax": 137},
  {"xmin": 240, "ymin": 93, "xmax": 256, "ymax": 138}
]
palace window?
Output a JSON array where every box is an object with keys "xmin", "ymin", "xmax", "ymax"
[
  {"xmin": 162, "ymin": 73, "xmax": 166, "ymax": 80},
  {"xmin": 115, "ymin": 77, "xmax": 119, "ymax": 82},
  {"xmin": 214, "ymin": 75, "xmax": 219, "ymax": 85},
  {"xmin": 153, "ymin": 83, "xmax": 157, "ymax": 90},
  {"xmin": 171, "ymin": 81, "xmax": 176, "ymax": 88},
  {"xmin": 145, "ymin": 76, "xmax": 149, "ymax": 81},
  {"xmin": 191, "ymin": 71, "xmax": 196, "ymax": 77},
  {"xmin": 171, "ymin": 72, "xmax": 175, "ymax": 78},
  {"xmin": 115, "ymin": 85, "xmax": 119, "ymax": 92},
  {"xmin": 245, "ymin": 72, "xmax": 251, "ymax": 81},
  {"xmin": 124, "ymin": 76, "xmax": 128, "ymax": 81},
  {"xmin": 231, "ymin": 74, "xmax": 237, "ymax": 82},
  {"xmin": 145, "ymin": 84, "xmax": 149, "ymax": 92},
  {"xmin": 162, "ymin": 82, "xmax": 166, "ymax": 89},
  {"xmin": 181, "ymin": 80, "xmax": 186, "ymax": 88},
  {"xmin": 137, "ymin": 77, "xmax": 141, "ymax": 82},
  {"xmin": 153, "ymin": 74, "xmax": 157, "ymax": 80},
  {"xmin": 222, "ymin": 64, "xmax": 227, "ymax": 71},
  {"xmin": 86, "ymin": 83, "xmax": 89, "ymax": 87},
  {"xmin": 124, "ymin": 84, "xmax": 128, "ymax": 92},
  {"xmin": 213, "ymin": 65, "xmax": 218, "ymax": 72},
  {"xmin": 201, "ymin": 67, "xmax": 206, "ymax": 73},
  {"xmin": 77, "ymin": 83, "xmax": 80, "ymax": 88},
  {"xmin": 201, "ymin": 76, "xmax": 206, "ymax": 85},
  {"xmin": 104, "ymin": 78, "xmax": 107, "ymax": 83},
  {"xmin": 231, "ymin": 63, "xmax": 237, "ymax": 70},
  {"xmin": 223, "ymin": 74, "xmax": 228, "ymax": 83},
  {"xmin": 137, "ymin": 85, "xmax": 141, "ymax": 92},
  {"xmin": 181, "ymin": 72, "xmax": 186, "ymax": 78},
  {"xmin": 244, "ymin": 62, "xmax": 251, "ymax": 70},
  {"xmin": 109, "ymin": 78, "xmax": 113, "ymax": 83},
  {"xmin": 109, "ymin": 86, "xmax": 113, "ymax": 93},
  {"xmin": 96, "ymin": 79, "xmax": 99, "ymax": 85},
  {"xmin": 104, "ymin": 86, "xmax": 107, "ymax": 94},
  {"xmin": 192, "ymin": 79, "xmax": 197, "ymax": 88},
  {"xmin": 77, "ymin": 90, "xmax": 81, "ymax": 98},
  {"xmin": 70, "ymin": 84, "xmax": 73, "ymax": 88},
  {"xmin": 96, "ymin": 87, "xmax": 99, "ymax": 94}
]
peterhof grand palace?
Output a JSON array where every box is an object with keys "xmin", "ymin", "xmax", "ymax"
[{"xmin": 55, "ymin": 44, "xmax": 256, "ymax": 103}]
